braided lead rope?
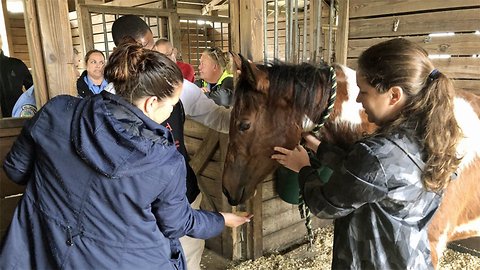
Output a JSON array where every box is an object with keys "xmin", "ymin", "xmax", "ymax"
[
  {"xmin": 311, "ymin": 66, "xmax": 337, "ymax": 137},
  {"xmin": 299, "ymin": 66, "xmax": 337, "ymax": 249}
]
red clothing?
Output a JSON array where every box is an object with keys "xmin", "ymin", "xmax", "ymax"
[{"xmin": 177, "ymin": 61, "xmax": 195, "ymax": 82}]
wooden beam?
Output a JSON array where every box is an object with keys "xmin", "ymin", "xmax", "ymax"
[
  {"xmin": 335, "ymin": 0, "xmax": 349, "ymax": 65},
  {"xmin": 229, "ymin": 0, "xmax": 240, "ymax": 53},
  {"xmin": 202, "ymin": 0, "xmax": 224, "ymax": 15},
  {"xmin": 236, "ymin": 0, "xmax": 264, "ymax": 61}
]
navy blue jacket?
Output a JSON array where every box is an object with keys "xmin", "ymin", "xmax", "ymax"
[{"xmin": 1, "ymin": 92, "xmax": 224, "ymax": 269}]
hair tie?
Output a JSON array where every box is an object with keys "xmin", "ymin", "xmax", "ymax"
[{"xmin": 428, "ymin": 69, "xmax": 440, "ymax": 82}]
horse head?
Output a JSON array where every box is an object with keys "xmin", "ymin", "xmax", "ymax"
[{"xmin": 222, "ymin": 54, "xmax": 366, "ymax": 205}]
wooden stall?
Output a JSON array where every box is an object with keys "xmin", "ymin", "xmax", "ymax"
[{"xmin": 1, "ymin": 0, "xmax": 478, "ymax": 264}]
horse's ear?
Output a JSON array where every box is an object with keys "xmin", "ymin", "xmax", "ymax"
[{"xmin": 233, "ymin": 53, "xmax": 269, "ymax": 94}]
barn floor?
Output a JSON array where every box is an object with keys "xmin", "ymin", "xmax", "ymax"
[{"xmin": 200, "ymin": 225, "xmax": 480, "ymax": 270}]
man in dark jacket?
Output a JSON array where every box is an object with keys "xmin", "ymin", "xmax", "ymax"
[{"xmin": 0, "ymin": 35, "xmax": 33, "ymax": 117}]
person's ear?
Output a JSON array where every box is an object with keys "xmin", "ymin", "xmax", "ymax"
[
  {"xmin": 389, "ymin": 86, "xmax": 404, "ymax": 105},
  {"xmin": 138, "ymin": 96, "xmax": 159, "ymax": 116}
]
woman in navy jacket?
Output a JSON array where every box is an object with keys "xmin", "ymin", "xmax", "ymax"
[{"xmin": 0, "ymin": 40, "xmax": 250, "ymax": 270}]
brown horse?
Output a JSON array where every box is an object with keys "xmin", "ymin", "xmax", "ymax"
[{"xmin": 222, "ymin": 54, "xmax": 480, "ymax": 267}]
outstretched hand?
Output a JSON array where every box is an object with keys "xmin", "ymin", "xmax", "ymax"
[
  {"xmin": 220, "ymin": 212, "xmax": 253, "ymax": 228},
  {"xmin": 271, "ymin": 145, "xmax": 310, "ymax": 173}
]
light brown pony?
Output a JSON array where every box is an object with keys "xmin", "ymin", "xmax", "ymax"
[{"xmin": 222, "ymin": 54, "xmax": 480, "ymax": 267}]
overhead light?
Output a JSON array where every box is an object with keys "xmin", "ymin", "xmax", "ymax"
[
  {"xmin": 6, "ymin": 0, "xmax": 23, "ymax": 13},
  {"xmin": 429, "ymin": 54, "xmax": 451, "ymax": 59},
  {"xmin": 428, "ymin": 32, "xmax": 455, "ymax": 37}
]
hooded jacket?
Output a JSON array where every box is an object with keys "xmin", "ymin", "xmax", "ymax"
[
  {"xmin": 1, "ymin": 92, "xmax": 224, "ymax": 269},
  {"xmin": 299, "ymin": 128, "xmax": 440, "ymax": 269}
]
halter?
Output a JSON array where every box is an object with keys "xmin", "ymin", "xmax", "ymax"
[{"xmin": 299, "ymin": 65, "xmax": 337, "ymax": 249}]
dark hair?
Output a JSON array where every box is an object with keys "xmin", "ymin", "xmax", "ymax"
[
  {"xmin": 84, "ymin": 49, "xmax": 105, "ymax": 64},
  {"xmin": 104, "ymin": 38, "xmax": 183, "ymax": 103},
  {"xmin": 358, "ymin": 38, "xmax": 462, "ymax": 192},
  {"xmin": 111, "ymin": 15, "xmax": 152, "ymax": 46}
]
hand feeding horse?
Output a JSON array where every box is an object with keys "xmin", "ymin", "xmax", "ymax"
[{"xmin": 222, "ymin": 53, "xmax": 480, "ymax": 268}]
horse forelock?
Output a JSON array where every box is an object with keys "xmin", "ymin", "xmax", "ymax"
[{"xmin": 265, "ymin": 63, "xmax": 332, "ymax": 124}]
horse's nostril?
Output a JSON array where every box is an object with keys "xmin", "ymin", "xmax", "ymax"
[{"xmin": 227, "ymin": 197, "xmax": 239, "ymax": 206}]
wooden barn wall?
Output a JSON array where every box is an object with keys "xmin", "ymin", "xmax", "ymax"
[
  {"xmin": 264, "ymin": 6, "xmax": 332, "ymax": 63},
  {"xmin": 7, "ymin": 13, "xmax": 29, "ymax": 67},
  {"xmin": 0, "ymin": 119, "xmax": 28, "ymax": 239},
  {"xmin": 178, "ymin": 18, "xmax": 230, "ymax": 69},
  {"xmin": 347, "ymin": 0, "xmax": 480, "ymax": 94}
]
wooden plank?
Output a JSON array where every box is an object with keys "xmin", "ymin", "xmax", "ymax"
[
  {"xmin": 0, "ymin": 171, "xmax": 25, "ymax": 197},
  {"xmin": 262, "ymin": 220, "xmax": 309, "ymax": 252},
  {"xmin": 348, "ymin": 34, "xmax": 480, "ymax": 58},
  {"xmin": 263, "ymin": 197, "xmax": 297, "ymax": 218},
  {"xmin": 246, "ymin": 182, "xmax": 263, "ymax": 259},
  {"xmin": 347, "ymin": 57, "xmax": 480, "ymax": 79},
  {"xmin": 0, "ymin": 196, "xmax": 22, "ymax": 239},
  {"xmin": 263, "ymin": 218, "xmax": 332, "ymax": 252},
  {"xmin": 200, "ymin": 161, "xmax": 222, "ymax": 185},
  {"xmin": 335, "ymin": 0, "xmax": 349, "ymax": 65},
  {"xmin": 238, "ymin": 0, "xmax": 264, "ymax": 61},
  {"xmin": 350, "ymin": 0, "xmax": 480, "ymax": 18},
  {"xmin": 184, "ymin": 135, "xmax": 202, "ymax": 156},
  {"xmin": 261, "ymin": 178, "xmax": 276, "ymax": 200},
  {"xmin": 24, "ymin": 0, "xmax": 49, "ymax": 107},
  {"xmin": 85, "ymin": 4, "xmax": 175, "ymax": 17},
  {"xmin": 33, "ymin": 0, "xmax": 77, "ymax": 98},
  {"xmin": 263, "ymin": 207, "xmax": 304, "ymax": 236},
  {"xmin": 184, "ymin": 118, "xmax": 209, "ymax": 139},
  {"xmin": 454, "ymin": 80, "xmax": 480, "ymax": 94},
  {"xmin": 190, "ymin": 129, "xmax": 219, "ymax": 175},
  {"xmin": 349, "ymin": 9, "xmax": 480, "ymax": 39}
]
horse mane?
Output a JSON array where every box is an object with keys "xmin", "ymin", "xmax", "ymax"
[{"xmin": 265, "ymin": 62, "xmax": 332, "ymax": 124}]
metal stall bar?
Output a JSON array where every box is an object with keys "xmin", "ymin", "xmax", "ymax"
[
  {"xmin": 302, "ymin": 0, "xmax": 308, "ymax": 61},
  {"xmin": 263, "ymin": 0, "xmax": 268, "ymax": 63},
  {"xmin": 101, "ymin": 12, "xmax": 109, "ymax": 57},
  {"xmin": 156, "ymin": 16, "xmax": 161, "ymax": 38},
  {"xmin": 187, "ymin": 19, "xmax": 191, "ymax": 63},
  {"xmin": 220, "ymin": 22, "xmax": 224, "ymax": 49},
  {"xmin": 196, "ymin": 19, "xmax": 200, "ymax": 63},
  {"xmin": 204, "ymin": 20, "xmax": 208, "ymax": 50},
  {"xmin": 316, "ymin": 0, "xmax": 322, "ymax": 62},
  {"xmin": 294, "ymin": 0, "xmax": 299, "ymax": 63},
  {"xmin": 327, "ymin": 0, "xmax": 335, "ymax": 64},
  {"xmin": 285, "ymin": 0, "xmax": 291, "ymax": 62}
]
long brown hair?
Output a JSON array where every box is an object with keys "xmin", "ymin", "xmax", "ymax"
[
  {"xmin": 104, "ymin": 38, "xmax": 183, "ymax": 103},
  {"xmin": 358, "ymin": 38, "xmax": 462, "ymax": 192}
]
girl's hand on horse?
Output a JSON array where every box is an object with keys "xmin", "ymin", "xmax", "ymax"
[
  {"xmin": 271, "ymin": 145, "xmax": 311, "ymax": 173},
  {"xmin": 220, "ymin": 212, "xmax": 253, "ymax": 228},
  {"xmin": 302, "ymin": 133, "xmax": 321, "ymax": 153}
]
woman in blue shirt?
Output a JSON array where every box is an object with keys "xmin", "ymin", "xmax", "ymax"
[{"xmin": 77, "ymin": 49, "xmax": 108, "ymax": 97}]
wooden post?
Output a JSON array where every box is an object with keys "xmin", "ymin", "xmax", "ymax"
[
  {"xmin": 229, "ymin": 0, "xmax": 240, "ymax": 53},
  {"xmin": 24, "ymin": 0, "xmax": 77, "ymax": 107},
  {"xmin": 336, "ymin": 0, "xmax": 349, "ymax": 65},
  {"xmin": 229, "ymin": 1, "xmax": 265, "ymax": 260},
  {"xmin": 233, "ymin": 0, "xmax": 264, "ymax": 62}
]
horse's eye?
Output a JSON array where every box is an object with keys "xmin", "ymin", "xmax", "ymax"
[{"xmin": 238, "ymin": 122, "xmax": 251, "ymax": 132}]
